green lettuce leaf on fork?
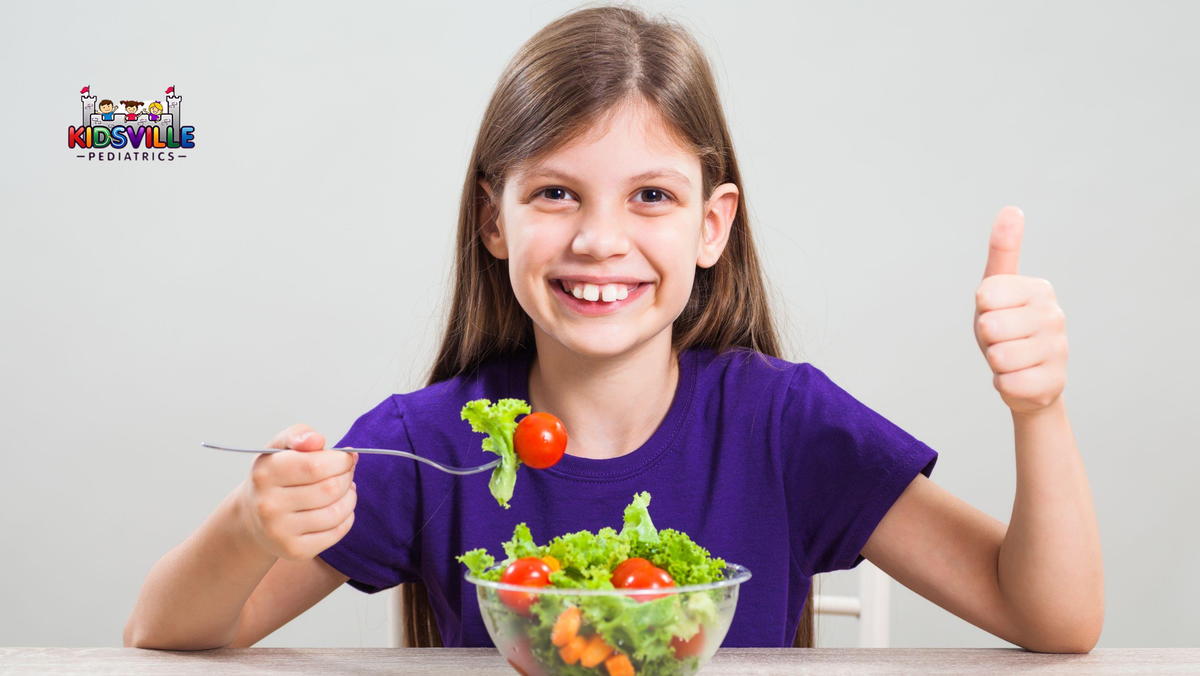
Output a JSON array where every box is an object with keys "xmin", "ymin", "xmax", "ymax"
[{"xmin": 460, "ymin": 397, "xmax": 532, "ymax": 509}]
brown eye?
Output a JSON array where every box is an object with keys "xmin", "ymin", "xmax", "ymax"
[
  {"xmin": 538, "ymin": 187, "xmax": 574, "ymax": 201},
  {"xmin": 635, "ymin": 188, "xmax": 673, "ymax": 204}
]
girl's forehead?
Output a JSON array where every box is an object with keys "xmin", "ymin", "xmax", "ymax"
[{"xmin": 513, "ymin": 100, "xmax": 699, "ymax": 185}]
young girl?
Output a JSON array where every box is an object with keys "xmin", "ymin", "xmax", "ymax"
[{"xmin": 125, "ymin": 4, "xmax": 1102, "ymax": 654}]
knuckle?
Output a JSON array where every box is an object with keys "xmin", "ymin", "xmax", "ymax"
[
  {"xmin": 975, "ymin": 286, "xmax": 989, "ymax": 306},
  {"xmin": 323, "ymin": 499, "xmax": 344, "ymax": 523},
  {"xmin": 986, "ymin": 343, "xmax": 1004, "ymax": 367},
  {"xmin": 255, "ymin": 499, "xmax": 277, "ymax": 523},
  {"xmin": 993, "ymin": 372, "xmax": 1006, "ymax": 392},
  {"xmin": 302, "ymin": 456, "xmax": 323, "ymax": 477},
  {"xmin": 1051, "ymin": 305, "xmax": 1067, "ymax": 328},
  {"xmin": 976, "ymin": 316, "xmax": 992, "ymax": 340},
  {"xmin": 319, "ymin": 475, "xmax": 341, "ymax": 498},
  {"xmin": 250, "ymin": 464, "xmax": 271, "ymax": 487}
]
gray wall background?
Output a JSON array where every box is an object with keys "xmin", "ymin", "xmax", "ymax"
[{"xmin": 1, "ymin": 0, "xmax": 1195, "ymax": 649}]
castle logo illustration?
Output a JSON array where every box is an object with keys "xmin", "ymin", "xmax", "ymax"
[{"xmin": 69, "ymin": 84, "xmax": 195, "ymax": 162}]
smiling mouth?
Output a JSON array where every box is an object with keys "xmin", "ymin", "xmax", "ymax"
[{"xmin": 552, "ymin": 279, "xmax": 646, "ymax": 302}]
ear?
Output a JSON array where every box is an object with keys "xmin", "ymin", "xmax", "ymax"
[
  {"xmin": 696, "ymin": 182, "xmax": 739, "ymax": 269},
  {"xmin": 478, "ymin": 179, "xmax": 508, "ymax": 260}
]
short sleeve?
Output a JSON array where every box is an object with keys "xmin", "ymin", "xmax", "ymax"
[
  {"xmin": 317, "ymin": 395, "xmax": 423, "ymax": 594},
  {"xmin": 784, "ymin": 363, "xmax": 938, "ymax": 576}
]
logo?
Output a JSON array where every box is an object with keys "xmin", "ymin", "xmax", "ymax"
[{"xmin": 69, "ymin": 84, "xmax": 195, "ymax": 162}]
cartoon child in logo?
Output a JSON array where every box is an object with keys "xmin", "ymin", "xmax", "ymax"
[
  {"xmin": 146, "ymin": 101, "xmax": 164, "ymax": 121},
  {"xmin": 120, "ymin": 100, "xmax": 143, "ymax": 121},
  {"xmin": 98, "ymin": 99, "xmax": 116, "ymax": 121}
]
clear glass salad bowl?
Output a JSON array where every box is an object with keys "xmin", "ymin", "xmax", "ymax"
[{"xmin": 466, "ymin": 562, "xmax": 751, "ymax": 676}]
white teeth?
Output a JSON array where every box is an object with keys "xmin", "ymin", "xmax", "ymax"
[{"xmin": 558, "ymin": 280, "xmax": 638, "ymax": 302}]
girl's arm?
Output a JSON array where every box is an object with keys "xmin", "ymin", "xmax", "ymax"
[
  {"xmin": 862, "ymin": 206, "xmax": 1102, "ymax": 652},
  {"xmin": 1002, "ymin": 398, "xmax": 1103, "ymax": 646},
  {"xmin": 123, "ymin": 481, "xmax": 350, "ymax": 649},
  {"xmin": 125, "ymin": 426, "xmax": 357, "ymax": 649},
  {"xmin": 123, "ymin": 483, "xmax": 279, "ymax": 649},
  {"xmin": 861, "ymin": 398, "xmax": 1102, "ymax": 652}
]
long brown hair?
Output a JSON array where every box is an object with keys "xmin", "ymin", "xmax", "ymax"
[{"xmin": 401, "ymin": 2, "xmax": 814, "ymax": 649}]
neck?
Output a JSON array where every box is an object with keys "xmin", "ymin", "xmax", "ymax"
[{"xmin": 527, "ymin": 330, "xmax": 679, "ymax": 460}]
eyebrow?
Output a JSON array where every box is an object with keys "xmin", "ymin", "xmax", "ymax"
[{"xmin": 517, "ymin": 165, "xmax": 692, "ymax": 188}]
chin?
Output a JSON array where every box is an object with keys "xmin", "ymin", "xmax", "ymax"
[
  {"xmin": 565, "ymin": 334, "xmax": 641, "ymax": 359},
  {"xmin": 538, "ymin": 325, "xmax": 648, "ymax": 360}
]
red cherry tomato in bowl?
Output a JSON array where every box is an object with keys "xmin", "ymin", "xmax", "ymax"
[
  {"xmin": 514, "ymin": 412, "xmax": 567, "ymax": 469},
  {"xmin": 671, "ymin": 625, "xmax": 706, "ymax": 659},
  {"xmin": 499, "ymin": 557, "xmax": 554, "ymax": 616},
  {"xmin": 610, "ymin": 557, "xmax": 654, "ymax": 584},
  {"xmin": 613, "ymin": 562, "xmax": 675, "ymax": 602}
]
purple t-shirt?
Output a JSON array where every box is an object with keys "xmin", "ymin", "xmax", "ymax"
[{"xmin": 318, "ymin": 346, "xmax": 937, "ymax": 647}]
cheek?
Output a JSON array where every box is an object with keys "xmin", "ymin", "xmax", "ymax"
[
  {"xmin": 642, "ymin": 218, "xmax": 700, "ymax": 271},
  {"xmin": 502, "ymin": 218, "xmax": 570, "ymax": 307},
  {"xmin": 507, "ymin": 217, "xmax": 570, "ymax": 267}
]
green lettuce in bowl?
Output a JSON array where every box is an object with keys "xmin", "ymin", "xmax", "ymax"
[{"xmin": 458, "ymin": 492, "xmax": 751, "ymax": 675}]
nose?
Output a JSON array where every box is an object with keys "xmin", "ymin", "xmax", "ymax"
[{"xmin": 570, "ymin": 206, "xmax": 632, "ymax": 260}]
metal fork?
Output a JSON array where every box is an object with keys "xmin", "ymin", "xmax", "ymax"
[{"xmin": 201, "ymin": 442, "xmax": 500, "ymax": 476}]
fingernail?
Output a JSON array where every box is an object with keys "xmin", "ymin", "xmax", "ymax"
[
  {"xmin": 351, "ymin": 481, "xmax": 357, "ymax": 490},
  {"xmin": 294, "ymin": 431, "xmax": 311, "ymax": 444}
]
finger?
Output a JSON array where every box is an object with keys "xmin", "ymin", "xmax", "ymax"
[
  {"xmin": 975, "ymin": 306, "xmax": 1040, "ymax": 346},
  {"xmin": 297, "ymin": 509, "xmax": 356, "ymax": 551},
  {"xmin": 267, "ymin": 424, "xmax": 325, "ymax": 451},
  {"xmin": 272, "ymin": 449, "xmax": 356, "ymax": 487},
  {"xmin": 984, "ymin": 336, "xmax": 1047, "ymax": 374},
  {"xmin": 983, "ymin": 205, "xmax": 1024, "ymax": 279},
  {"xmin": 975, "ymin": 275, "xmax": 1051, "ymax": 312},
  {"xmin": 276, "ymin": 466, "xmax": 356, "ymax": 511},
  {"xmin": 291, "ymin": 482, "xmax": 358, "ymax": 535}
]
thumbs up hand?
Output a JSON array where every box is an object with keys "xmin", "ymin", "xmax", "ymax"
[{"xmin": 974, "ymin": 206, "xmax": 1068, "ymax": 414}]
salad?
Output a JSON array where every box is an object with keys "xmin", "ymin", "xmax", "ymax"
[
  {"xmin": 461, "ymin": 398, "xmax": 568, "ymax": 508},
  {"xmin": 458, "ymin": 492, "xmax": 732, "ymax": 675}
]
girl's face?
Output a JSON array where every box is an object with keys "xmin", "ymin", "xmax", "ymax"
[{"xmin": 480, "ymin": 96, "xmax": 739, "ymax": 359}]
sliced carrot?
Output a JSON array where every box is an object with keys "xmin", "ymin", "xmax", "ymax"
[
  {"xmin": 604, "ymin": 653, "xmax": 635, "ymax": 676},
  {"xmin": 551, "ymin": 606, "xmax": 582, "ymax": 647},
  {"xmin": 579, "ymin": 634, "xmax": 614, "ymax": 668},
  {"xmin": 559, "ymin": 634, "xmax": 587, "ymax": 664},
  {"xmin": 541, "ymin": 555, "xmax": 561, "ymax": 572}
]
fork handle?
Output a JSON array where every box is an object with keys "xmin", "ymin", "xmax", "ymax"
[{"xmin": 200, "ymin": 442, "xmax": 500, "ymax": 476}]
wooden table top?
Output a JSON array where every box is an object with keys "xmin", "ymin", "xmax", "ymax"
[{"xmin": 2, "ymin": 647, "xmax": 1198, "ymax": 674}]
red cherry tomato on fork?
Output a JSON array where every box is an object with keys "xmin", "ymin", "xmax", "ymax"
[
  {"xmin": 514, "ymin": 412, "xmax": 567, "ymax": 469},
  {"xmin": 499, "ymin": 557, "xmax": 554, "ymax": 616}
]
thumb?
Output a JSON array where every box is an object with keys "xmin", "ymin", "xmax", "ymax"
[
  {"xmin": 983, "ymin": 205, "xmax": 1024, "ymax": 279},
  {"xmin": 291, "ymin": 430, "xmax": 325, "ymax": 452}
]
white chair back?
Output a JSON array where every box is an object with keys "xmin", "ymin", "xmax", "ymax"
[{"xmin": 812, "ymin": 559, "xmax": 891, "ymax": 647}]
